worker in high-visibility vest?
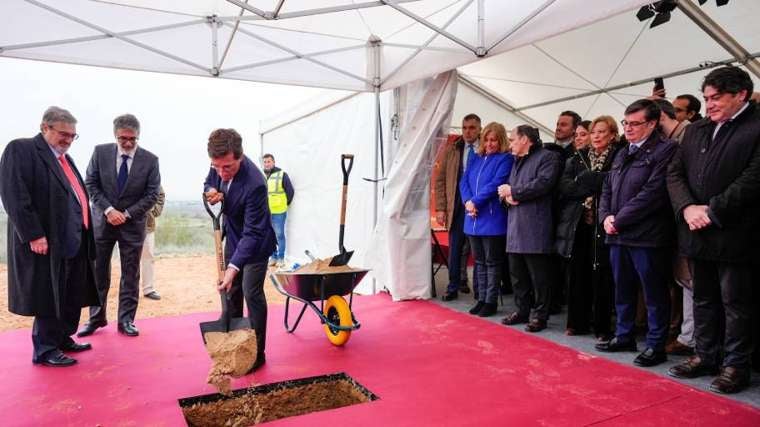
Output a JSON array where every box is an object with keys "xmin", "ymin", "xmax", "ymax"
[{"xmin": 262, "ymin": 153, "xmax": 294, "ymax": 267}]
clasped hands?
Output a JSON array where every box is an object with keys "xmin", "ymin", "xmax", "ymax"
[
  {"xmin": 106, "ymin": 209, "xmax": 127, "ymax": 226},
  {"xmin": 497, "ymin": 184, "xmax": 518, "ymax": 206},
  {"xmin": 683, "ymin": 204, "xmax": 711, "ymax": 231},
  {"xmin": 204, "ymin": 188, "xmax": 224, "ymax": 205}
]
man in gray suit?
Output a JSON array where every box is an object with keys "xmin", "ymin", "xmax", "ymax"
[{"xmin": 78, "ymin": 114, "xmax": 160, "ymax": 337}]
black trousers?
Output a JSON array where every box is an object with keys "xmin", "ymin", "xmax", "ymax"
[
  {"xmin": 222, "ymin": 261, "xmax": 268, "ymax": 356},
  {"xmin": 591, "ymin": 244, "xmax": 614, "ymax": 339},
  {"xmin": 90, "ymin": 236, "xmax": 143, "ymax": 324},
  {"xmin": 469, "ymin": 235, "xmax": 505, "ymax": 304},
  {"xmin": 692, "ymin": 259, "xmax": 754, "ymax": 368},
  {"xmin": 32, "ymin": 238, "xmax": 87, "ymax": 360},
  {"xmin": 566, "ymin": 222, "xmax": 593, "ymax": 333},
  {"xmin": 509, "ymin": 253, "xmax": 553, "ymax": 322}
]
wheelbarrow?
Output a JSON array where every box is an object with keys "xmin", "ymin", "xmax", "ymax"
[{"xmin": 270, "ymin": 268, "xmax": 368, "ymax": 346}]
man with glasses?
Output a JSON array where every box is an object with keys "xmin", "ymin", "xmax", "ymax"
[
  {"xmin": 596, "ymin": 99, "xmax": 676, "ymax": 368},
  {"xmin": 204, "ymin": 128, "xmax": 276, "ymax": 372},
  {"xmin": 78, "ymin": 114, "xmax": 160, "ymax": 338},
  {"xmin": 0, "ymin": 106, "xmax": 99, "ymax": 367}
]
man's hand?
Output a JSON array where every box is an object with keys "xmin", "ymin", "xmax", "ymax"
[
  {"xmin": 205, "ymin": 188, "xmax": 224, "ymax": 205},
  {"xmin": 465, "ymin": 200, "xmax": 478, "ymax": 217},
  {"xmin": 497, "ymin": 184, "xmax": 512, "ymax": 200},
  {"xmin": 217, "ymin": 267, "xmax": 238, "ymax": 292},
  {"xmin": 683, "ymin": 204, "xmax": 712, "ymax": 231},
  {"xmin": 603, "ymin": 215, "xmax": 618, "ymax": 235},
  {"xmin": 435, "ymin": 211, "xmax": 446, "ymax": 227},
  {"xmin": 29, "ymin": 236, "xmax": 48, "ymax": 255},
  {"xmin": 649, "ymin": 87, "xmax": 666, "ymax": 99},
  {"xmin": 505, "ymin": 195, "xmax": 519, "ymax": 206},
  {"xmin": 106, "ymin": 210, "xmax": 127, "ymax": 226}
]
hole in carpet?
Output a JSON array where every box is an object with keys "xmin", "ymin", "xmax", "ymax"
[{"xmin": 178, "ymin": 372, "xmax": 378, "ymax": 426}]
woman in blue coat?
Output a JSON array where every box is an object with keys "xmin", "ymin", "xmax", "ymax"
[{"xmin": 460, "ymin": 122, "xmax": 514, "ymax": 317}]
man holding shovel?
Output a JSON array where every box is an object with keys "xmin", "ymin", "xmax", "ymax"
[{"xmin": 204, "ymin": 128, "xmax": 277, "ymax": 372}]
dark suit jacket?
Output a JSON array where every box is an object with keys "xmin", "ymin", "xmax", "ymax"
[
  {"xmin": 599, "ymin": 132, "xmax": 676, "ymax": 248},
  {"xmin": 0, "ymin": 134, "xmax": 98, "ymax": 317},
  {"xmin": 85, "ymin": 143, "xmax": 160, "ymax": 243},
  {"xmin": 667, "ymin": 102, "xmax": 760, "ymax": 262},
  {"xmin": 204, "ymin": 155, "xmax": 277, "ymax": 267}
]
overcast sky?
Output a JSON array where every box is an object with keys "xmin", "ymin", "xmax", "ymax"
[{"xmin": 0, "ymin": 57, "xmax": 338, "ymax": 201}]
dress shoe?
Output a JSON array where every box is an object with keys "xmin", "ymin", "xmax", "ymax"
[
  {"xmin": 33, "ymin": 351, "xmax": 77, "ymax": 367},
  {"xmin": 633, "ymin": 348, "xmax": 667, "ymax": 367},
  {"xmin": 144, "ymin": 291, "xmax": 161, "ymax": 300},
  {"xmin": 76, "ymin": 320, "xmax": 107, "ymax": 338},
  {"xmin": 709, "ymin": 366, "xmax": 750, "ymax": 394},
  {"xmin": 525, "ymin": 319, "xmax": 547, "ymax": 333},
  {"xmin": 468, "ymin": 301, "xmax": 484, "ymax": 315},
  {"xmin": 458, "ymin": 285, "xmax": 471, "ymax": 294},
  {"xmin": 595, "ymin": 337, "xmax": 637, "ymax": 353},
  {"xmin": 501, "ymin": 312, "xmax": 528, "ymax": 326},
  {"xmin": 246, "ymin": 353, "xmax": 266, "ymax": 374},
  {"xmin": 441, "ymin": 291, "xmax": 458, "ymax": 301},
  {"xmin": 667, "ymin": 356, "xmax": 718, "ymax": 379},
  {"xmin": 118, "ymin": 322, "xmax": 139, "ymax": 337},
  {"xmin": 60, "ymin": 339, "xmax": 92, "ymax": 353},
  {"xmin": 477, "ymin": 303, "xmax": 497, "ymax": 317},
  {"xmin": 665, "ymin": 340, "xmax": 694, "ymax": 356}
]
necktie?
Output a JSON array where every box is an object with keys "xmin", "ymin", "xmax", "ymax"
[
  {"xmin": 628, "ymin": 144, "xmax": 639, "ymax": 155},
  {"xmin": 117, "ymin": 154, "xmax": 129, "ymax": 194},
  {"xmin": 58, "ymin": 155, "xmax": 89, "ymax": 229},
  {"xmin": 713, "ymin": 121, "xmax": 731, "ymax": 142},
  {"xmin": 220, "ymin": 180, "xmax": 230, "ymax": 194},
  {"xmin": 464, "ymin": 143, "xmax": 475, "ymax": 172}
]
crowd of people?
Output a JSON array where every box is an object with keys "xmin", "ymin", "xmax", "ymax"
[{"xmin": 435, "ymin": 66, "xmax": 760, "ymax": 394}]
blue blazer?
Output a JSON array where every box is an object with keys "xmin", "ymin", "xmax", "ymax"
[
  {"xmin": 459, "ymin": 152, "xmax": 513, "ymax": 236},
  {"xmin": 204, "ymin": 155, "xmax": 277, "ymax": 267}
]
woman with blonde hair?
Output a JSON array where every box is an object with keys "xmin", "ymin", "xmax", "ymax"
[{"xmin": 459, "ymin": 122, "xmax": 514, "ymax": 317}]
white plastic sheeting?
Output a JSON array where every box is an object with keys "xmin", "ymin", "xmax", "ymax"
[
  {"xmin": 1, "ymin": 0, "xmax": 650, "ymax": 92},
  {"xmin": 260, "ymin": 91, "xmax": 391, "ymax": 295},
  {"xmin": 365, "ymin": 70, "xmax": 457, "ymax": 300}
]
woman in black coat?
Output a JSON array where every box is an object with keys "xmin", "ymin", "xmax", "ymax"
[{"xmin": 555, "ymin": 116, "xmax": 621, "ymax": 339}]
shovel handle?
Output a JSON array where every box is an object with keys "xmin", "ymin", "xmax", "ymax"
[
  {"xmin": 339, "ymin": 155, "xmax": 354, "ymax": 252},
  {"xmin": 214, "ymin": 229, "xmax": 225, "ymax": 283}
]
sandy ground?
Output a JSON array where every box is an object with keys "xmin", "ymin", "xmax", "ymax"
[{"xmin": 0, "ymin": 255, "xmax": 286, "ymax": 332}]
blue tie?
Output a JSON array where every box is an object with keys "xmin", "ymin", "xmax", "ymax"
[
  {"xmin": 464, "ymin": 143, "xmax": 475, "ymax": 172},
  {"xmin": 117, "ymin": 154, "xmax": 129, "ymax": 194},
  {"xmin": 628, "ymin": 144, "xmax": 639, "ymax": 155}
]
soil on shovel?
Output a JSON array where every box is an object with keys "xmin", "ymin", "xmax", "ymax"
[
  {"xmin": 204, "ymin": 329, "xmax": 258, "ymax": 395},
  {"xmin": 295, "ymin": 257, "xmax": 357, "ymax": 274},
  {"xmin": 182, "ymin": 378, "xmax": 371, "ymax": 426}
]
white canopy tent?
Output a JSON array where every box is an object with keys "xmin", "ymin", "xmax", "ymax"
[{"xmin": 3, "ymin": 0, "xmax": 759, "ymax": 299}]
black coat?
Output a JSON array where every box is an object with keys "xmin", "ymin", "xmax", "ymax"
[
  {"xmin": 666, "ymin": 101, "xmax": 760, "ymax": 262},
  {"xmin": 0, "ymin": 134, "xmax": 98, "ymax": 317},
  {"xmin": 506, "ymin": 144, "xmax": 561, "ymax": 254},
  {"xmin": 555, "ymin": 144, "xmax": 622, "ymax": 257},
  {"xmin": 599, "ymin": 132, "xmax": 677, "ymax": 248}
]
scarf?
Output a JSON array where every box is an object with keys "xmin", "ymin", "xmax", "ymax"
[{"xmin": 583, "ymin": 144, "xmax": 613, "ymax": 211}]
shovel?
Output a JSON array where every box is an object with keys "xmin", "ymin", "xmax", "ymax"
[
  {"xmin": 200, "ymin": 192, "xmax": 250, "ymax": 344},
  {"xmin": 329, "ymin": 154, "xmax": 355, "ymax": 266}
]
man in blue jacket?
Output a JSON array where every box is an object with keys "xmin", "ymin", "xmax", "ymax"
[
  {"xmin": 596, "ymin": 99, "xmax": 677, "ymax": 368},
  {"xmin": 204, "ymin": 128, "xmax": 277, "ymax": 371}
]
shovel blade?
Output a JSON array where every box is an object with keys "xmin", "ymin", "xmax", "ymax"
[
  {"xmin": 200, "ymin": 316, "xmax": 251, "ymax": 344},
  {"xmin": 329, "ymin": 250, "xmax": 354, "ymax": 266}
]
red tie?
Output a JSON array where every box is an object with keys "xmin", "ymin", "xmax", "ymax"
[{"xmin": 58, "ymin": 155, "xmax": 90, "ymax": 229}]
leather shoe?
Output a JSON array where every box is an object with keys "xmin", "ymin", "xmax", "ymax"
[
  {"xmin": 144, "ymin": 291, "xmax": 161, "ymax": 300},
  {"xmin": 665, "ymin": 340, "xmax": 694, "ymax": 356},
  {"xmin": 501, "ymin": 312, "xmax": 528, "ymax": 326},
  {"xmin": 118, "ymin": 322, "xmax": 139, "ymax": 337},
  {"xmin": 458, "ymin": 285, "xmax": 471, "ymax": 294},
  {"xmin": 710, "ymin": 366, "xmax": 750, "ymax": 394},
  {"xmin": 468, "ymin": 302, "xmax": 484, "ymax": 315},
  {"xmin": 477, "ymin": 303, "xmax": 497, "ymax": 317},
  {"xmin": 525, "ymin": 319, "xmax": 547, "ymax": 333},
  {"xmin": 246, "ymin": 353, "xmax": 266, "ymax": 374},
  {"xmin": 33, "ymin": 351, "xmax": 77, "ymax": 367},
  {"xmin": 595, "ymin": 337, "xmax": 637, "ymax": 353},
  {"xmin": 668, "ymin": 356, "xmax": 718, "ymax": 379},
  {"xmin": 60, "ymin": 339, "xmax": 92, "ymax": 353},
  {"xmin": 441, "ymin": 291, "xmax": 458, "ymax": 301},
  {"xmin": 76, "ymin": 320, "xmax": 107, "ymax": 337},
  {"xmin": 633, "ymin": 348, "xmax": 667, "ymax": 367}
]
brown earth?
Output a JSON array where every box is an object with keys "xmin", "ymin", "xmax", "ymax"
[{"xmin": 0, "ymin": 255, "xmax": 286, "ymax": 332}]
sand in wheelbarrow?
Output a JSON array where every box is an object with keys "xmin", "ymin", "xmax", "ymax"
[
  {"xmin": 182, "ymin": 379, "xmax": 370, "ymax": 426},
  {"xmin": 204, "ymin": 329, "xmax": 258, "ymax": 395},
  {"xmin": 295, "ymin": 257, "xmax": 358, "ymax": 274}
]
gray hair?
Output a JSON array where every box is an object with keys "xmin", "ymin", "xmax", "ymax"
[
  {"xmin": 113, "ymin": 114, "xmax": 140, "ymax": 135},
  {"xmin": 42, "ymin": 106, "xmax": 77, "ymax": 125}
]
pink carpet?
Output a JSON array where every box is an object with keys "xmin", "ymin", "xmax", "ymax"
[{"xmin": 1, "ymin": 294, "xmax": 758, "ymax": 426}]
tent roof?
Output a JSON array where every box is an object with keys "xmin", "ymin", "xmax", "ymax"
[{"xmin": 1, "ymin": 0, "xmax": 650, "ymax": 91}]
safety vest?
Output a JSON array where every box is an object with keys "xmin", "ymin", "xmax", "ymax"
[{"xmin": 267, "ymin": 170, "xmax": 288, "ymax": 214}]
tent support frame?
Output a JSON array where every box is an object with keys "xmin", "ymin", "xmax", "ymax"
[{"xmin": 226, "ymin": 0, "xmax": 421, "ymax": 21}]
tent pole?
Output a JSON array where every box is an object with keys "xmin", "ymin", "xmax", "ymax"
[
  {"xmin": 476, "ymin": 0, "xmax": 485, "ymax": 57},
  {"xmin": 226, "ymin": 0, "xmax": 421, "ymax": 21},
  {"xmin": 209, "ymin": 15, "xmax": 220, "ymax": 76},
  {"xmin": 676, "ymin": 0, "xmax": 760, "ymax": 79},
  {"xmin": 259, "ymin": 132, "xmax": 264, "ymax": 167},
  {"xmin": 381, "ymin": 0, "xmax": 478, "ymax": 54}
]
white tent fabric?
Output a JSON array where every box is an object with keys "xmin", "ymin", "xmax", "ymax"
[
  {"xmin": 365, "ymin": 70, "xmax": 457, "ymax": 300},
  {"xmin": 1, "ymin": 0, "xmax": 650, "ymax": 92}
]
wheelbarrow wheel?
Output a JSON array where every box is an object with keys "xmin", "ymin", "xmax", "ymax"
[{"xmin": 323, "ymin": 295, "xmax": 352, "ymax": 346}]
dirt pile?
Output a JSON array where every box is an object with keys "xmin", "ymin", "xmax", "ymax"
[
  {"xmin": 204, "ymin": 329, "xmax": 258, "ymax": 395},
  {"xmin": 295, "ymin": 257, "xmax": 357, "ymax": 274}
]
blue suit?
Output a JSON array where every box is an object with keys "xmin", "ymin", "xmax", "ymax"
[{"xmin": 204, "ymin": 155, "xmax": 276, "ymax": 356}]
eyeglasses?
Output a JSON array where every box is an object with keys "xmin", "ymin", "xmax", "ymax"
[
  {"xmin": 47, "ymin": 126, "xmax": 79, "ymax": 140},
  {"xmin": 117, "ymin": 136, "xmax": 138, "ymax": 143},
  {"xmin": 620, "ymin": 120, "xmax": 650, "ymax": 128}
]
